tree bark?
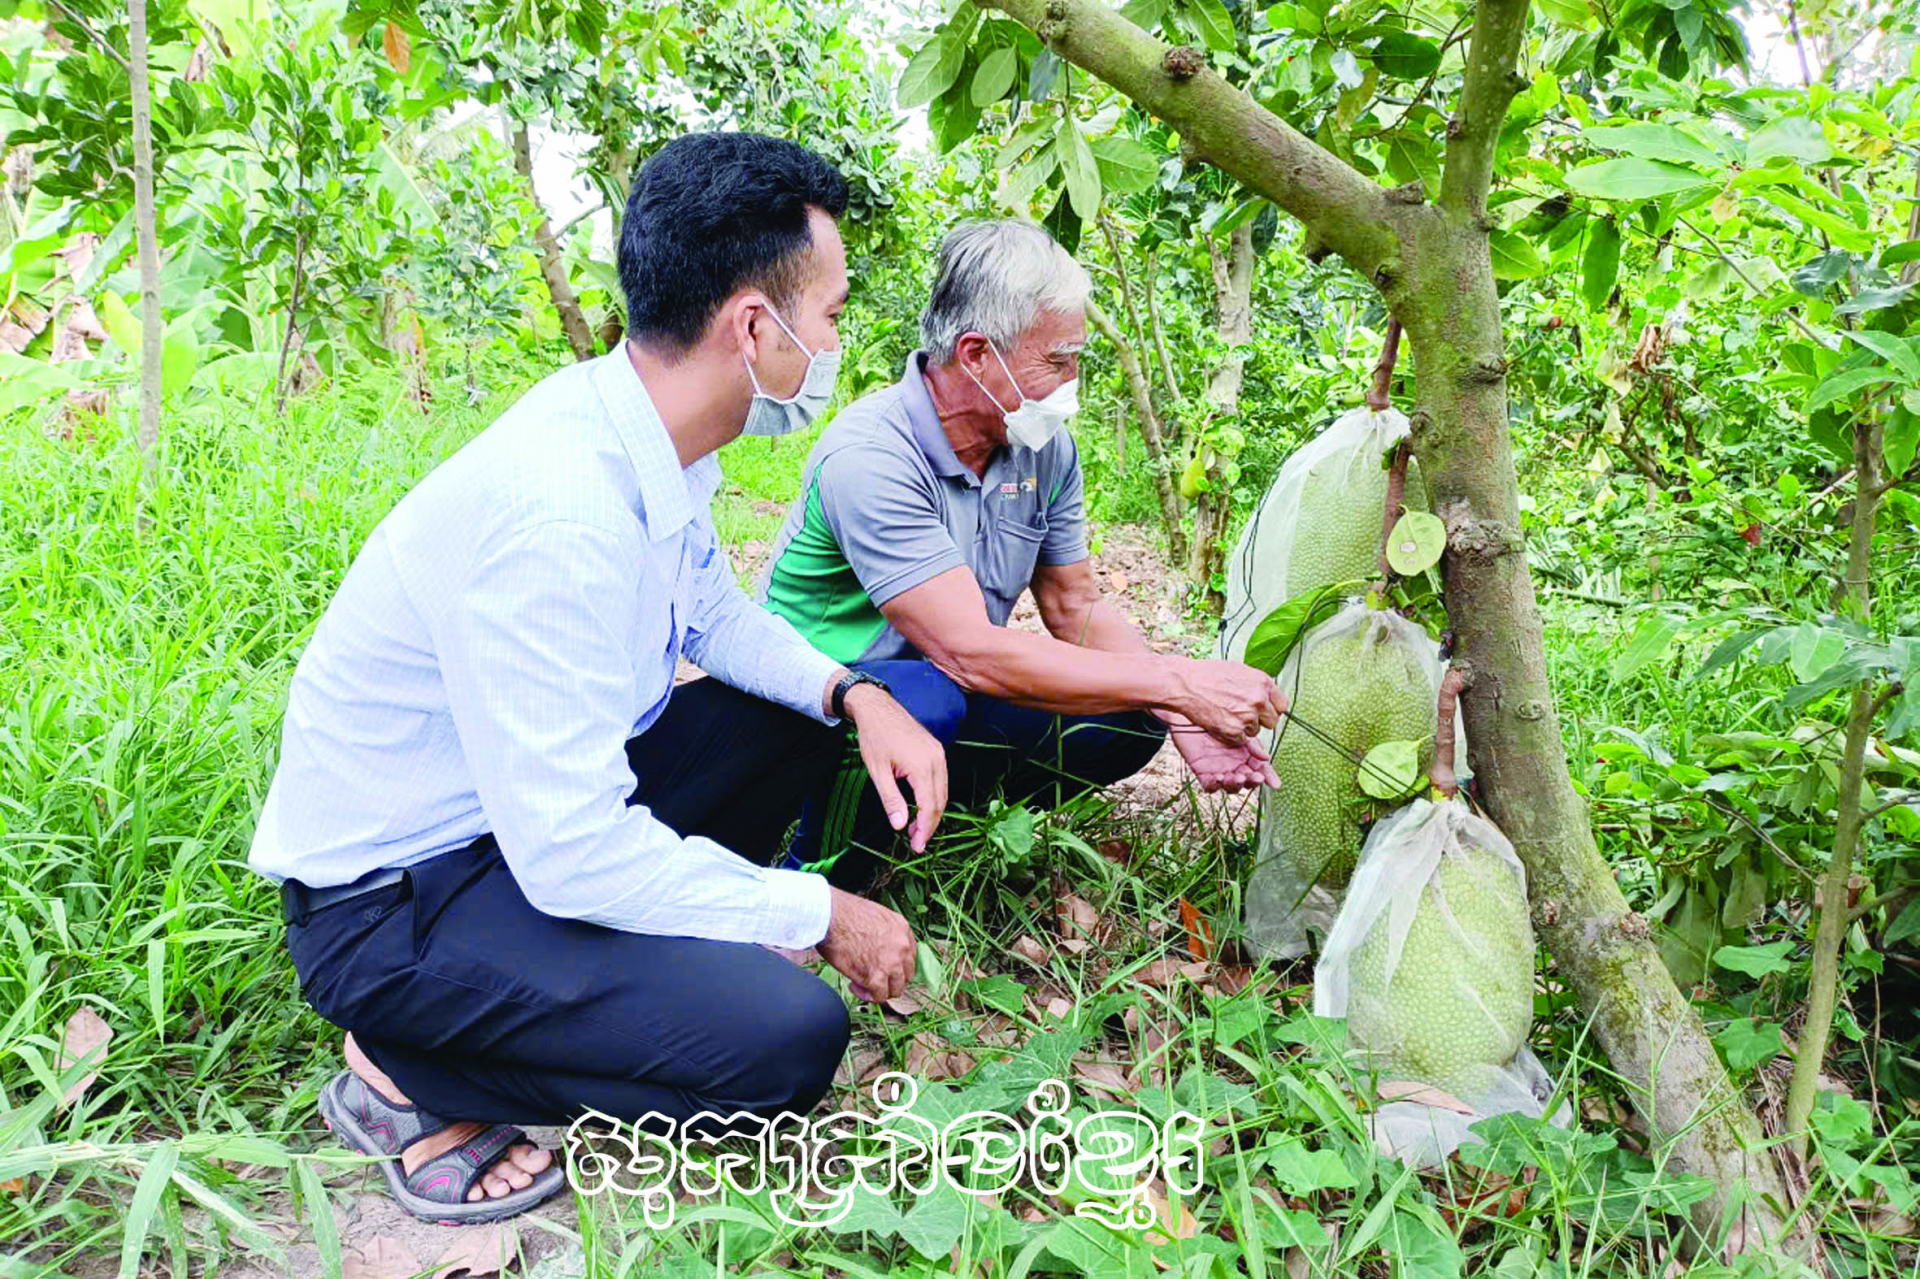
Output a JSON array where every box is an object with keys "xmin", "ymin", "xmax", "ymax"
[
  {"xmin": 1088, "ymin": 298, "xmax": 1185, "ymax": 562},
  {"xmin": 984, "ymin": 0, "xmax": 1805, "ymax": 1252},
  {"xmin": 129, "ymin": 0, "xmax": 162, "ymax": 485},
  {"xmin": 1190, "ymin": 223, "xmax": 1254, "ymax": 600},
  {"xmin": 512, "ymin": 122, "xmax": 598, "ymax": 362}
]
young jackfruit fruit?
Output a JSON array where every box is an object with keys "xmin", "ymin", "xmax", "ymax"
[
  {"xmin": 1283, "ymin": 456, "xmax": 1429, "ymax": 598},
  {"xmin": 1272, "ymin": 625, "xmax": 1437, "ymax": 888},
  {"xmin": 1346, "ymin": 841, "xmax": 1535, "ymax": 1101}
]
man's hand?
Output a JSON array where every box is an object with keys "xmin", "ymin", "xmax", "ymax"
[
  {"xmin": 818, "ymin": 886, "xmax": 916, "ymax": 1001},
  {"xmin": 844, "ymin": 683, "xmax": 949, "ymax": 852},
  {"xmin": 1164, "ymin": 716, "xmax": 1282, "ymax": 793},
  {"xmin": 1159, "ymin": 657, "xmax": 1291, "ymax": 747}
]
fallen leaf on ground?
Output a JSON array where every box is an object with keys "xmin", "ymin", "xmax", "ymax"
[
  {"xmin": 1098, "ymin": 838, "xmax": 1134, "ymax": 866},
  {"xmin": 1010, "ymin": 935, "xmax": 1050, "ymax": 965},
  {"xmin": 836, "ymin": 1044, "xmax": 886, "ymax": 1089},
  {"xmin": 1145, "ymin": 1182, "xmax": 1197, "ymax": 1244},
  {"xmin": 1110, "ymin": 571, "xmax": 1130, "ymax": 593},
  {"xmin": 1212, "ymin": 966, "xmax": 1255, "ymax": 997},
  {"xmin": 1073, "ymin": 1061, "xmax": 1132, "ymax": 1102},
  {"xmin": 1046, "ymin": 997, "xmax": 1073, "ymax": 1021},
  {"xmin": 57, "ymin": 1008, "xmax": 113, "ymax": 1108},
  {"xmin": 344, "ymin": 1236, "xmax": 424, "ymax": 1279},
  {"xmin": 1178, "ymin": 898, "xmax": 1214, "ymax": 962},
  {"xmin": 1056, "ymin": 892, "xmax": 1101, "ymax": 940},
  {"xmin": 882, "ymin": 990, "xmax": 925, "ymax": 1016},
  {"xmin": 1377, "ymin": 1081, "xmax": 1476, "ymax": 1114},
  {"xmin": 0, "ymin": 1178, "xmax": 24, "ymax": 1194},
  {"xmin": 1058, "ymin": 938, "xmax": 1089, "ymax": 955},
  {"xmin": 428, "ymin": 1221, "xmax": 517, "ymax": 1279},
  {"xmin": 1131, "ymin": 957, "xmax": 1210, "ymax": 989}
]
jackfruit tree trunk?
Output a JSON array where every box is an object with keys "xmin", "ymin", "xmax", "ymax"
[
  {"xmin": 979, "ymin": 0, "xmax": 1804, "ymax": 1252},
  {"xmin": 512, "ymin": 122, "xmax": 598, "ymax": 363},
  {"xmin": 1191, "ymin": 222, "xmax": 1255, "ymax": 603}
]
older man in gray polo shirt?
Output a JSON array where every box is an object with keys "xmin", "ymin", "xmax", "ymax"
[{"xmin": 759, "ymin": 219, "xmax": 1286, "ymax": 890}]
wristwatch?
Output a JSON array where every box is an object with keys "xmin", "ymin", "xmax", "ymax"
[{"xmin": 831, "ymin": 670, "xmax": 891, "ymax": 719}]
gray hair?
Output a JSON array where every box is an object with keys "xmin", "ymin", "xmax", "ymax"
[{"xmin": 919, "ymin": 220, "xmax": 1092, "ymax": 363}]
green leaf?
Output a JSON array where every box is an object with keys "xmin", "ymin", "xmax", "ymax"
[
  {"xmin": 1120, "ymin": 0, "xmax": 1173, "ymax": 28},
  {"xmin": 1580, "ymin": 123, "xmax": 1722, "ymax": 169},
  {"xmin": 1183, "ymin": 0, "xmax": 1237, "ymax": 52},
  {"xmin": 295, "ymin": 1158, "xmax": 342, "ymax": 1279},
  {"xmin": 1566, "ymin": 158, "xmax": 1714, "ymax": 202},
  {"xmin": 1845, "ymin": 331, "xmax": 1920, "ymax": 385},
  {"xmin": 1058, "ymin": 121, "xmax": 1103, "ymax": 222},
  {"xmin": 119, "ymin": 1142, "xmax": 179, "ymax": 1279},
  {"xmin": 1582, "ymin": 218, "xmax": 1621, "ymax": 312},
  {"xmin": 1610, "ymin": 613, "xmax": 1683, "ymax": 682},
  {"xmin": 958, "ymin": 975, "xmax": 1028, "ymax": 1018},
  {"xmin": 98, "ymin": 291, "xmax": 142, "ymax": 356},
  {"xmin": 898, "ymin": 33, "xmax": 965, "ymax": 110},
  {"xmin": 1886, "ymin": 897, "xmax": 1920, "ymax": 947},
  {"xmin": 1370, "ymin": 33, "xmax": 1440, "ymax": 79},
  {"xmin": 1888, "ymin": 408, "xmax": 1919, "ymax": 480},
  {"xmin": 1090, "ymin": 136, "xmax": 1159, "ymax": 194},
  {"xmin": 1266, "ymin": 1139, "xmax": 1357, "ymax": 1194},
  {"xmin": 373, "ymin": 139, "xmax": 436, "ymax": 228},
  {"xmin": 1489, "ymin": 229, "xmax": 1545, "ymax": 280},
  {"xmin": 1385, "ymin": 510, "xmax": 1445, "ymax": 575},
  {"xmin": 1390, "ymin": 1205, "xmax": 1464, "ymax": 1279},
  {"xmin": 1806, "ymin": 366, "xmax": 1894, "ymax": 413},
  {"xmin": 1714, "ymin": 1018, "xmax": 1785, "ymax": 1072},
  {"xmin": 1714, "ymin": 940, "xmax": 1794, "ymax": 979},
  {"xmin": 1243, "ymin": 580, "xmax": 1360, "ymax": 674},
  {"xmin": 1747, "ymin": 114, "xmax": 1832, "ymax": 166},
  {"xmin": 898, "ymin": 1182, "xmax": 978, "ymax": 1260},
  {"xmin": 971, "ymin": 47, "xmax": 1018, "ymax": 107},
  {"xmin": 1357, "ymin": 739, "xmax": 1422, "ymax": 800},
  {"xmin": 1789, "ymin": 623, "xmax": 1844, "ymax": 684},
  {"xmin": 1881, "ymin": 240, "xmax": 1920, "ymax": 269},
  {"xmin": 1536, "ymin": 0, "xmax": 1594, "ymax": 28},
  {"xmin": 1694, "ymin": 627, "xmax": 1769, "ymax": 681},
  {"xmin": 147, "ymin": 939, "xmax": 166, "ymax": 1041}
]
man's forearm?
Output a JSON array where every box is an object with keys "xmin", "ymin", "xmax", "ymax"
[{"xmin": 927, "ymin": 624, "xmax": 1177, "ymax": 716}]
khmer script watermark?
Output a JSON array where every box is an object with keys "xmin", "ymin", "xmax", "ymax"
[{"xmin": 562, "ymin": 1074, "xmax": 1205, "ymax": 1232}]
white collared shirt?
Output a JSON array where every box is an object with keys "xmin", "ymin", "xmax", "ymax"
[{"xmin": 247, "ymin": 348, "xmax": 840, "ymax": 949}]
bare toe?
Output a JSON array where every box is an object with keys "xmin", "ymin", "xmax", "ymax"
[{"xmin": 510, "ymin": 1144, "xmax": 552, "ymax": 1176}]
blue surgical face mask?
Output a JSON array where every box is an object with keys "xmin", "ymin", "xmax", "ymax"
[{"xmin": 742, "ymin": 304, "xmax": 840, "ymax": 437}]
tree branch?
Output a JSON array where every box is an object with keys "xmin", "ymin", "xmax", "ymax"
[
  {"xmin": 980, "ymin": 0, "xmax": 1395, "ymax": 279},
  {"xmin": 48, "ymin": 0, "xmax": 130, "ymax": 71},
  {"xmin": 1437, "ymin": 0, "xmax": 1532, "ymax": 218}
]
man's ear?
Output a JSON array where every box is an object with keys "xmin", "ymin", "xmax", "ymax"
[{"xmin": 719, "ymin": 293, "xmax": 766, "ymax": 361}]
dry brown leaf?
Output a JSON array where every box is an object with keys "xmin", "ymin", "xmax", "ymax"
[
  {"xmin": 183, "ymin": 39, "xmax": 212, "ymax": 80},
  {"xmin": 904, "ymin": 1035, "xmax": 933, "ymax": 1077},
  {"xmin": 0, "ymin": 1177, "xmax": 24, "ymax": 1194},
  {"xmin": 58, "ymin": 1007, "xmax": 113, "ymax": 1108},
  {"xmin": 1046, "ymin": 996, "xmax": 1073, "ymax": 1021},
  {"xmin": 0, "ymin": 321, "xmax": 32, "ymax": 356},
  {"xmin": 1178, "ymin": 898, "xmax": 1214, "ymax": 962},
  {"xmin": 1213, "ymin": 966, "xmax": 1255, "ymax": 997},
  {"xmin": 1377, "ymin": 1081, "xmax": 1476, "ymax": 1115},
  {"xmin": 1010, "ymin": 934, "xmax": 1050, "ymax": 965},
  {"xmin": 1109, "ymin": 571, "xmax": 1130, "ymax": 593},
  {"xmin": 1073, "ymin": 1061, "xmax": 1132, "ymax": 1102},
  {"xmin": 382, "ymin": 22, "xmax": 412, "ymax": 74},
  {"xmin": 836, "ymin": 1044, "xmax": 886, "ymax": 1089},
  {"xmin": 1131, "ymin": 957, "xmax": 1210, "ymax": 989},
  {"xmin": 343, "ymin": 1235, "xmax": 424, "ymax": 1279},
  {"xmin": 1098, "ymin": 838, "xmax": 1134, "ymax": 866},
  {"xmin": 1145, "ymin": 1183, "xmax": 1197, "ymax": 1242},
  {"xmin": 883, "ymin": 990, "xmax": 925, "ymax": 1017},
  {"xmin": 1057, "ymin": 892, "xmax": 1100, "ymax": 940},
  {"xmin": 427, "ymin": 1221, "xmax": 516, "ymax": 1279},
  {"xmin": 1284, "ymin": 1249, "xmax": 1311, "ymax": 1279},
  {"xmin": 1058, "ymin": 937, "xmax": 1089, "ymax": 956}
]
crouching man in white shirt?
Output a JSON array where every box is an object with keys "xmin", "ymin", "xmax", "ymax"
[{"xmin": 247, "ymin": 132, "xmax": 946, "ymax": 1224}]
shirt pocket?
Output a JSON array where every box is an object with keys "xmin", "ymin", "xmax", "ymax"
[{"xmin": 978, "ymin": 513, "xmax": 1049, "ymax": 614}]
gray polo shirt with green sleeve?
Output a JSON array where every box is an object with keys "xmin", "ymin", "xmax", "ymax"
[{"xmin": 754, "ymin": 349, "xmax": 1088, "ymax": 665}]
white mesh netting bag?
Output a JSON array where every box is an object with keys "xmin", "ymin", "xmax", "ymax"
[
  {"xmin": 1244, "ymin": 602, "xmax": 1451, "ymax": 961},
  {"xmin": 1217, "ymin": 406, "xmax": 1423, "ymax": 666},
  {"xmin": 1314, "ymin": 797, "xmax": 1564, "ymax": 1168}
]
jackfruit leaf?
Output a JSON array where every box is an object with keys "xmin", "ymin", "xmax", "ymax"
[
  {"xmin": 1489, "ymin": 230, "xmax": 1545, "ymax": 280},
  {"xmin": 898, "ymin": 32, "xmax": 965, "ymax": 110},
  {"xmin": 1844, "ymin": 331, "xmax": 1920, "ymax": 384},
  {"xmin": 1357, "ymin": 739, "xmax": 1422, "ymax": 800},
  {"xmin": 1089, "ymin": 135, "xmax": 1159, "ymax": 194},
  {"xmin": 1788, "ymin": 622, "xmax": 1844, "ymax": 683},
  {"xmin": 1582, "ymin": 218, "xmax": 1621, "ymax": 312},
  {"xmin": 1713, "ymin": 940, "xmax": 1794, "ymax": 979},
  {"xmin": 1807, "ymin": 366, "xmax": 1894, "ymax": 413},
  {"xmin": 1713, "ymin": 1018, "xmax": 1784, "ymax": 1072},
  {"xmin": 1609, "ymin": 613, "xmax": 1683, "ymax": 682},
  {"xmin": 1565, "ymin": 158, "xmax": 1715, "ymax": 202},
  {"xmin": 1244, "ymin": 580, "xmax": 1362, "ymax": 674},
  {"xmin": 970, "ymin": 47, "xmax": 1017, "ymax": 107},
  {"xmin": 1580, "ymin": 123, "xmax": 1722, "ymax": 168},
  {"xmin": 1182, "ymin": 0, "xmax": 1236, "ymax": 52},
  {"xmin": 1886, "ymin": 897, "xmax": 1920, "ymax": 947},
  {"xmin": 1058, "ymin": 120, "xmax": 1103, "ymax": 221},
  {"xmin": 1385, "ymin": 510, "xmax": 1446, "ymax": 576}
]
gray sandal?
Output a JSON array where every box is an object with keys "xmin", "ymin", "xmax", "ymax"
[{"xmin": 317, "ymin": 1070, "xmax": 565, "ymax": 1224}]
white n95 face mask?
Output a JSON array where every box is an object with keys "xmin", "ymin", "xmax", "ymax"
[
  {"xmin": 742, "ymin": 304, "xmax": 840, "ymax": 437},
  {"xmin": 967, "ymin": 340, "xmax": 1079, "ymax": 451}
]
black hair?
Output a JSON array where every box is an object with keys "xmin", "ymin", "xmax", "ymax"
[{"xmin": 617, "ymin": 132, "xmax": 850, "ymax": 358}]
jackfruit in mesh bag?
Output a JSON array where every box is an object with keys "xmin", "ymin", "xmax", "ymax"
[
  {"xmin": 1243, "ymin": 603, "xmax": 1446, "ymax": 960},
  {"xmin": 1217, "ymin": 406, "xmax": 1428, "ymax": 667},
  {"xmin": 1315, "ymin": 797, "xmax": 1564, "ymax": 1168}
]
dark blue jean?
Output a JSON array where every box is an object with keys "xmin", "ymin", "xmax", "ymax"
[{"xmin": 785, "ymin": 658, "xmax": 1168, "ymax": 891}]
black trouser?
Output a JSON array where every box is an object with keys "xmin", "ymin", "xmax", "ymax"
[{"xmin": 284, "ymin": 677, "xmax": 851, "ymax": 1131}]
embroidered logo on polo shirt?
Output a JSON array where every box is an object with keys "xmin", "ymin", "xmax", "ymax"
[
  {"xmin": 999, "ymin": 482, "xmax": 1020, "ymax": 498},
  {"xmin": 1021, "ymin": 475, "xmax": 1038, "ymax": 492}
]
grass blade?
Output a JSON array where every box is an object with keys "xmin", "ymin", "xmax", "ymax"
[
  {"xmin": 118, "ymin": 1140, "xmax": 179, "ymax": 1279},
  {"xmin": 297, "ymin": 1156, "xmax": 343, "ymax": 1279}
]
